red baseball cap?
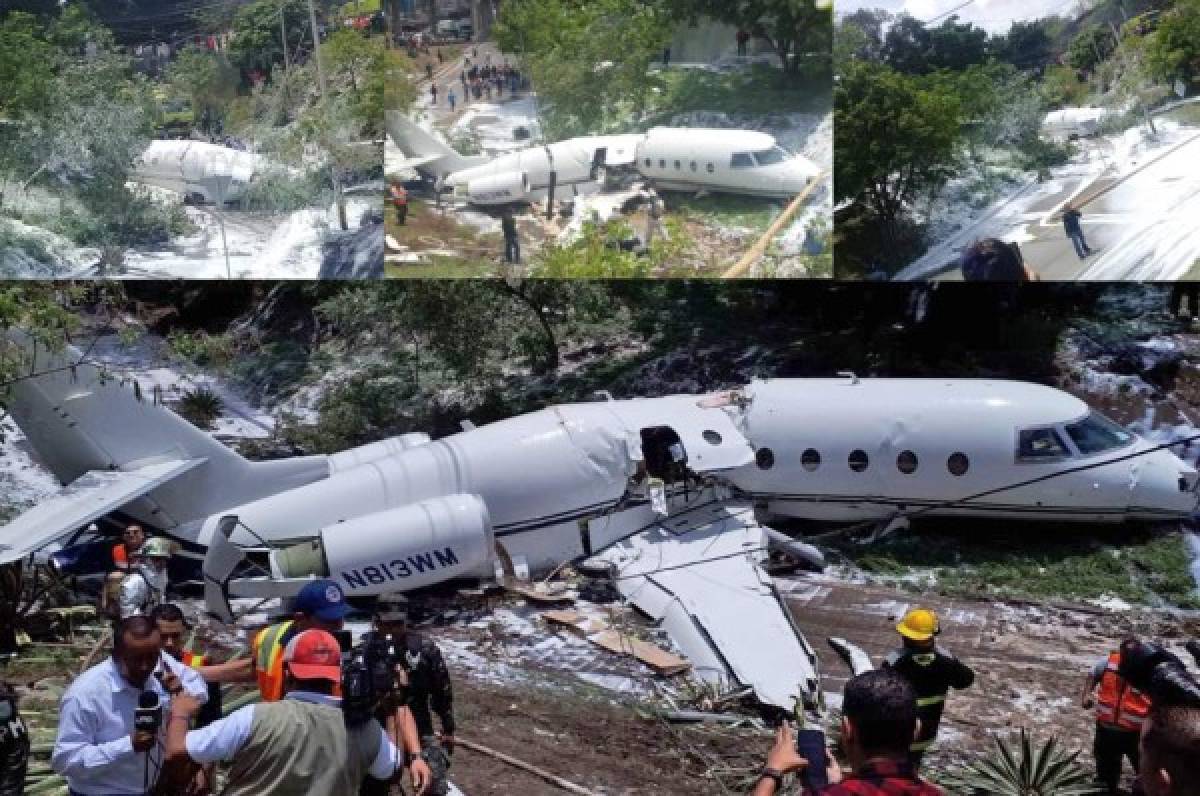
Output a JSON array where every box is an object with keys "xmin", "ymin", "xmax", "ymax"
[{"xmin": 282, "ymin": 629, "xmax": 342, "ymax": 683}]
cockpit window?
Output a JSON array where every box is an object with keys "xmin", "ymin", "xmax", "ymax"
[
  {"xmin": 1017, "ymin": 427, "xmax": 1069, "ymax": 462},
  {"xmin": 1064, "ymin": 412, "xmax": 1135, "ymax": 455},
  {"xmin": 753, "ymin": 147, "xmax": 789, "ymax": 166},
  {"xmin": 731, "ymin": 153, "xmax": 755, "ymax": 169}
]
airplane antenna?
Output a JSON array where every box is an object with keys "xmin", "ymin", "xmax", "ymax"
[{"xmin": 837, "ymin": 371, "xmax": 860, "ymax": 385}]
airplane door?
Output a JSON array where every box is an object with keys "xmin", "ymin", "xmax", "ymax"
[{"xmin": 590, "ymin": 147, "xmax": 608, "ymax": 182}]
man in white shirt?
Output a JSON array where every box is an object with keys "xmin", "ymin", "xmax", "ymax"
[
  {"xmin": 165, "ymin": 629, "xmax": 412, "ymax": 796},
  {"xmin": 52, "ymin": 615, "xmax": 209, "ymax": 796}
]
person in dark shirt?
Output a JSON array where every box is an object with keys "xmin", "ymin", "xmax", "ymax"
[
  {"xmin": 360, "ymin": 594, "xmax": 456, "ymax": 796},
  {"xmin": 751, "ymin": 670, "xmax": 943, "ymax": 795},
  {"xmin": 1062, "ymin": 205, "xmax": 1092, "ymax": 259},
  {"xmin": 883, "ymin": 608, "xmax": 975, "ymax": 769},
  {"xmin": 0, "ymin": 682, "xmax": 29, "ymax": 796}
]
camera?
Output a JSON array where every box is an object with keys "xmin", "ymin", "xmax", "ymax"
[
  {"xmin": 0, "ymin": 683, "xmax": 30, "ymax": 796},
  {"xmin": 1116, "ymin": 638, "xmax": 1200, "ymax": 709},
  {"xmin": 340, "ymin": 634, "xmax": 398, "ymax": 727}
]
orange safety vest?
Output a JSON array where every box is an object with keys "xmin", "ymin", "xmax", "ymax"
[
  {"xmin": 252, "ymin": 620, "xmax": 294, "ymax": 702},
  {"xmin": 182, "ymin": 650, "xmax": 207, "ymax": 668},
  {"xmin": 112, "ymin": 543, "xmax": 129, "ymax": 568},
  {"xmin": 1095, "ymin": 651, "xmax": 1152, "ymax": 731}
]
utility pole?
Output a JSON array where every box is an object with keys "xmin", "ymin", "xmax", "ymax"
[{"xmin": 306, "ymin": 0, "xmax": 349, "ymax": 230}]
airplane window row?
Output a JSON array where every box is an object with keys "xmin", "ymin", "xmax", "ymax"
[
  {"xmin": 646, "ymin": 158, "xmax": 716, "ymax": 174},
  {"xmin": 761, "ymin": 447, "xmax": 971, "ymax": 476}
]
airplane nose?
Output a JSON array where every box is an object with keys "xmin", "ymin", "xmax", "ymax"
[{"xmin": 1129, "ymin": 450, "xmax": 1200, "ymax": 519}]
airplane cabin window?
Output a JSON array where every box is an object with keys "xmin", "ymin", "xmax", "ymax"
[
  {"xmin": 1065, "ymin": 412, "xmax": 1135, "ymax": 455},
  {"xmin": 947, "ymin": 452, "xmax": 969, "ymax": 476},
  {"xmin": 706, "ymin": 163, "xmax": 715, "ymax": 173},
  {"xmin": 659, "ymin": 159, "xmax": 667, "ymax": 169},
  {"xmin": 644, "ymin": 158, "xmax": 652, "ymax": 168},
  {"xmin": 674, "ymin": 160, "xmax": 682, "ymax": 170},
  {"xmin": 756, "ymin": 448, "xmax": 774, "ymax": 470},
  {"xmin": 702, "ymin": 430, "xmax": 722, "ymax": 445},
  {"xmin": 848, "ymin": 449, "xmax": 869, "ymax": 472},
  {"xmin": 1017, "ymin": 427, "xmax": 1070, "ymax": 462},
  {"xmin": 801, "ymin": 448, "xmax": 820, "ymax": 471},
  {"xmin": 690, "ymin": 161, "xmax": 698, "ymax": 172},
  {"xmin": 731, "ymin": 153, "xmax": 755, "ymax": 169},
  {"xmin": 896, "ymin": 450, "xmax": 918, "ymax": 474}
]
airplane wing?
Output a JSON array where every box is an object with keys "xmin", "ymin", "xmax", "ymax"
[
  {"xmin": 596, "ymin": 503, "xmax": 821, "ymax": 709},
  {"xmin": 0, "ymin": 459, "xmax": 206, "ymax": 564}
]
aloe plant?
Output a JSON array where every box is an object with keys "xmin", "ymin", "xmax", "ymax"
[
  {"xmin": 176, "ymin": 386, "xmax": 224, "ymax": 429},
  {"xmin": 940, "ymin": 729, "xmax": 1103, "ymax": 796}
]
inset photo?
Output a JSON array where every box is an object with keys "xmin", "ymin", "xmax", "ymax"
[
  {"xmin": 383, "ymin": 0, "xmax": 833, "ymax": 278},
  {"xmin": 1, "ymin": 1, "xmax": 392, "ymax": 280},
  {"xmin": 834, "ymin": 0, "xmax": 1200, "ymax": 280}
]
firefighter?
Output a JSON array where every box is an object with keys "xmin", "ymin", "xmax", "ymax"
[
  {"xmin": 1084, "ymin": 640, "xmax": 1152, "ymax": 794},
  {"xmin": 882, "ymin": 608, "xmax": 975, "ymax": 769},
  {"xmin": 389, "ymin": 181, "xmax": 409, "ymax": 226}
]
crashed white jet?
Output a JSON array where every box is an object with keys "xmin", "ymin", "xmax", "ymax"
[
  {"xmin": 2, "ymin": 335, "xmax": 1197, "ymax": 710},
  {"xmin": 132, "ymin": 140, "xmax": 266, "ymax": 204},
  {"xmin": 386, "ymin": 111, "xmax": 820, "ymax": 205}
]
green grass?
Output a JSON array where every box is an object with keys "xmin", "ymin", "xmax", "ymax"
[
  {"xmin": 667, "ymin": 193, "xmax": 779, "ymax": 233},
  {"xmin": 831, "ymin": 523, "xmax": 1200, "ymax": 610}
]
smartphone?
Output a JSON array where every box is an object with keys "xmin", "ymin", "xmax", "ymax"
[{"xmin": 794, "ymin": 725, "xmax": 830, "ymax": 790}]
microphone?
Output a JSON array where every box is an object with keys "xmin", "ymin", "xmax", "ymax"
[{"xmin": 135, "ymin": 691, "xmax": 162, "ymax": 735}]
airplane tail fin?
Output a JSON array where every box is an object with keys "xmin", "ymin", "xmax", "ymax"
[
  {"xmin": 2, "ymin": 330, "xmax": 247, "ymax": 486},
  {"xmin": 386, "ymin": 110, "xmax": 487, "ymax": 179}
]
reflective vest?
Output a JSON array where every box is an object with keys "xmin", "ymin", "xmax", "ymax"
[
  {"xmin": 182, "ymin": 650, "xmax": 207, "ymax": 668},
  {"xmin": 252, "ymin": 621, "xmax": 294, "ymax": 702},
  {"xmin": 389, "ymin": 185, "xmax": 408, "ymax": 207},
  {"xmin": 1095, "ymin": 652, "xmax": 1151, "ymax": 731}
]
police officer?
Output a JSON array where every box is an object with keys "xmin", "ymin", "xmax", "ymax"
[
  {"xmin": 0, "ymin": 682, "xmax": 29, "ymax": 796},
  {"xmin": 361, "ymin": 594, "xmax": 455, "ymax": 796},
  {"xmin": 883, "ymin": 608, "xmax": 975, "ymax": 769}
]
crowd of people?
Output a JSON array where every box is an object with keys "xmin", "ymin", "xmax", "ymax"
[
  {"xmin": 34, "ymin": 526, "xmax": 459, "ymax": 795},
  {"xmin": 1, "ymin": 526, "xmax": 1197, "ymax": 795},
  {"xmin": 429, "ymin": 56, "xmax": 527, "ymax": 110},
  {"xmin": 752, "ymin": 608, "xmax": 1200, "ymax": 796}
]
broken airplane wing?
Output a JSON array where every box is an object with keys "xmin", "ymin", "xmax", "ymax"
[
  {"xmin": 0, "ymin": 458, "xmax": 206, "ymax": 565},
  {"xmin": 596, "ymin": 502, "xmax": 820, "ymax": 710}
]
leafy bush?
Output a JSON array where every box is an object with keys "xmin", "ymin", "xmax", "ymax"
[{"xmin": 175, "ymin": 386, "xmax": 224, "ymax": 430}]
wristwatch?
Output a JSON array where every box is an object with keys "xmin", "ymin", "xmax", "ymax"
[{"xmin": 759, "ymin": 767, "xmax": 784, "ymax": 789}]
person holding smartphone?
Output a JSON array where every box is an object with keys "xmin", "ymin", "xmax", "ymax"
[{"xmin": 752, "ymin": 670, "xmax": 943, "ymax": 795}]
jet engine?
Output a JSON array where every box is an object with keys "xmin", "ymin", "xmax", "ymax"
[
  {"xmin": 465, "ymin": 172, "xmax": 530, "ymax": 205},
  {"xmin": 270, "ymin": 493, "xmax": 494, "ymax": 595}
]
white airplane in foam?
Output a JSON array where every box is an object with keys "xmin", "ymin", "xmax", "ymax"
[
  {"xmin": 131, "ymin": 140, "xmax": 266, "ymax": 204},
  {"xmin": 1, "ymin": 333, "xmax": 1196, "ymax": 710},
  {"xmin": 386, "ymin": 111, "xmax": 820, "ymax": 205}
]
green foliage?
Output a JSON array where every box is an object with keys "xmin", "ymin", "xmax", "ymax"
[
  {"xmin": 1041, "ymin": 64, "xmax": 1091, "ymax": 107},
  {"xmin": 175, "ymin": 387, "xmax": 225, "ymax": 430},
  {"xmin": 229, "ymin": 0, "xmax": 310, "ymax": 79},
  {"xmin": 167, "ymin": 331, "xmax": 237, "ymax": 368},
  {"xmin": 0, "ymin": 12, "xmax": 57, "ymax": 116},
  {"xmin": 940, "ymin": 729, "xmax": 1101, "ymax": 795},
  {"xmin": 529, "ymin": 218, "xmax": 698, "ymax": 278},
  {"xmin": 166, "ymin": 46, "xmax": 240, "ymax": 135},
  {"xmin": 1068, "ymin": 25, "xmax": 1116, "ymax": 72},
  {"xmin": 991, "ymin": 19, "xmax": 1054, "ymax": 70},
  {"xmin": 653, "ymin": 64, "xmax": 828, "ymax": 120},
  {"xmin": 494, "ymin": 0, "xmax": 673, "ymax": 138},
  {"xmin": 1142, "ymin": 0, "xmax": 1200, "ymax": 84},
  {"xmin": 0, "ymin": 284, "xmax": 89, "ymax": 392},
  {"xmin": 834, "ymin": 60, "xmax": 962, "ymax": 250},
  {"xmin": 320, "ymin": 30, "xmax": 409, "ymax": 135}
]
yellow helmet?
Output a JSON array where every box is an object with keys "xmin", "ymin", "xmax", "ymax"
[{"xmin": 896, "ymin": 608, "xmax": 939, "ymax": 641}]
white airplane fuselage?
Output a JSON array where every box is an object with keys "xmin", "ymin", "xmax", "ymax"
[
  {"xmin": 132, "ymin": 140, "xmax": 263, "ymax": 204},
  {"xmin": 441, "ymin": 128, "xmax": 820, "ymax": 205}
]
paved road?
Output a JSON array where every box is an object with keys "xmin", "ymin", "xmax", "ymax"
[{"xmin": 901, "ymin": 126, "xmax": 1200, "ymax": 281}]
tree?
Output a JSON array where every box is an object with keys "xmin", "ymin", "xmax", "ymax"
[
  {"xmin": 991, "ymin": 19, "xmax": 1053, "ymax": 71},
  {"xmin": 667, "ymin": 0, "xmax": 831, "ymax": 75},
  {"xmin": 1068, "ymin": 25, "xmax": 1116, "ymax": 72},
  {"xmin": 1142, "ymin": 0, "xmax": 1200, "ymax": 84},
  {"xmin": 837, "ymin": 9, "xmax": 890, "ymax": 64},
  {"xmin": 0, "ymin": 12, "xmax": 57, "ymax": 117},
  {"xmin": 925, "ymin": 16, "xmax": 989, "ymax": 72},
  {"xmin": 881, "ymin": 14, "xmax": 931, "ymax": 73},
  {"xmin": 494, "ymin": 0, "xmax": 674, "ymax": 138},
  {"xmin": 834, "ymin": 60, "xmax": 962, "ymax": 253},
  {"xmin": 321, "ymin": 29, "xmax": 412, "ymax": 135},
  {"xmin": 167, "ymin": 46, "xmax": 240, "ymax": 134},
  {"xmin": 229, "ymin": 0, "xmax": 310, "ymax": 79}
]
